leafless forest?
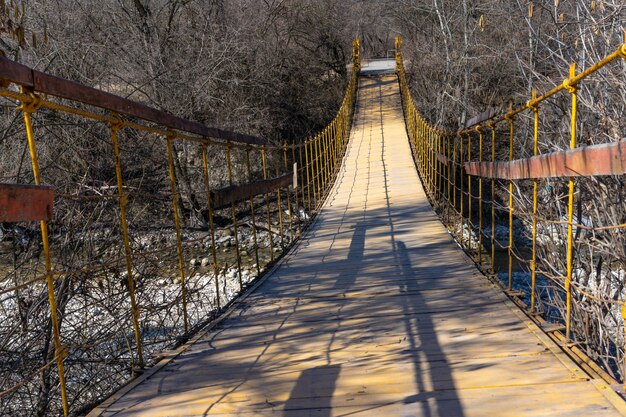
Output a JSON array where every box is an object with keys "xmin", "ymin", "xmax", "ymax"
[{"xmin": 0, "ymin": 0, "xmax": 625, "ymax": 415}]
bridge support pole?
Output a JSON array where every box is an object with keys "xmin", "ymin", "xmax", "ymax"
[
  {"xmin": 505, "ymin": 104, "xmax": 514, "ymax": 292},
  {"xmin": 564, "ymin": 63, "xmax": 578, "ymax": 341},
  {"xmin": 201, "ymin": 145, "xmax": 222, "ymax": 310},
  {"xmin": 467, "ymin": 132, "xmax": 472, "ymax": 254},
  {"xmin": 261, "ymin": 146, "xmax": 274, "ymax": 262},
  {"xmin": 528, "ymin": 90, "xmax": 539, "ymax": 313},
  {"xmin": 22, "ymin": 92, "xmax": 70, "ymax": 416},
  {"xmin": 166, "ymin": 136, "xmax": 190, "ymax": 337},
  {"xmin": 477, "ymin": 126, "xmax": 483, "ymax": 265},
  {"xmin": 489, "ymin": 124, "xmax": 496, "ymax": 273},
  {"xmin": 111, "ymin": 121, "xmax": 145, "ymax": 370},
  {"xmin": 246, "ymin": 148, "xmax": 261, "ymax": 277}
]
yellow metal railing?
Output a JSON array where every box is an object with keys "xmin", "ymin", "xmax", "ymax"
[
  {"xmin": 396, "ymin": 34, "xmax": 626, "ymax": 385},
  {"xmin": 0, "ymin": 40, "xmax": 360, "ymax": 416}
]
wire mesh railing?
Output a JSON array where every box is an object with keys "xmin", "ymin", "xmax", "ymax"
[
  {"xmin": 0, "ymin": 39, "xmax": 360, "ymax": 416},
  {"xmin": 396, "ymin": 34, "xmax": 626, "ymax": 386}
]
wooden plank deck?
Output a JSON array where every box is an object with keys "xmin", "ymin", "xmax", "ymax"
[{"xmin": 91, "ymin": 74, "xmax": 626, "ymax": 417}]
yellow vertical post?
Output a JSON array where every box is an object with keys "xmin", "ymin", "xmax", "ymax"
[
  {"xmin": 420, "ymin": 118, "xmax": 424, "ymax": 173},
  {"xmin": 434, "ymin": 130, "xmax": 438, "ymax": 198},
  {"xmin": 314, "ymin": 135, "xmax": 322, "ymax": 206},
  {"xmin": 477, "ymin": 126, "xmax": 483, "ymax": 265},
  {"xmin": 110, "ymin": 121, "xmax": 145, "ymax": 369},
  {"xmin": 298, "ymin": 144, "xmax": 306, "ymax": 221},
  {"xmin": 489, "ymin": 124, "xmax": 496, "ymax": 273},
  {"xmin": 447, "ymin": 135, "xmax": 452, "ymax": 224},
  {"xmin": 459, "ymin": 135, "xmax": 465, "ymax": 237},
  {"xmin": 506, "ymin": 103, "xmax": 514, "ymax": 292},
  {"xmin": 201, "ymin": 145, "xmax": 221, "ymax": 310},
  {"xmin": 331, "ymin": 121, "xmax": 336, "ymax": 173},
  {"xmin": 565, "ymin": 64, "xmax": 577, "ymax": 340},
  {"xmin": 529, "ymin": 90, "xmax": 539, "ymax": 313},
  {"xmin": 283, "ymin": 144, "xmax": 294, "ymax": 242},
  {"xmin": 323, "ymin": 127, "xmax": 330, "ymax": 187},
  {"xmin": 22, "ymin": 96, "xmax": 70, "ymax": 416},
  {"xmin": 429, "ymin": 128, "xmax": 434, "ymax": 194},
  {"xmin": 452, "ymin": 135, "xmax": 457, "ymax": 229},
  {"xmin": 246, "ymin": 148, "xmax": 261, "ymax": 276},
  {"xmin": 275, "ymin": 151, "xmax": 285, "ymax": 250},
  {"xmin": 292, "ymin": 145, "xmax": 302, "ymax": 234},
  {"xmin": 305, "ymin": 141, "xmax": 313, "ymax": 212},
  {"xmin": 166, "ymin": 136, "xmax": 189, "ymax": 337},
  {"xmin": 467, "ymin": 132, "xmax": 472, "ymax": 252},
  {"xmin": 261, "ymin": 146, "xmax": 274, "ymax": 262},
  {"xmin": 225, "ymin": 145, "xmax": 243, "ymax": 290}
]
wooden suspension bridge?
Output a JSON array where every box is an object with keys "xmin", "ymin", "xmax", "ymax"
[
  {"xmin": 1, "ymin": 39, "xmax": 626, "ymax": 416},
  {"xmin": 88, "ymin": 65, "xmax": 626, "ymax": 416}
]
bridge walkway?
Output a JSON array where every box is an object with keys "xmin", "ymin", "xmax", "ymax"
[{"xmin": 91, "ymin": 74, "xmax": 626, "ymax": 416}]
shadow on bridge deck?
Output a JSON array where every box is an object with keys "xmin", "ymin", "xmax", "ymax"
[{"xmin": 89, "ymin": 75, "xmax": 626, "ymax": 417}]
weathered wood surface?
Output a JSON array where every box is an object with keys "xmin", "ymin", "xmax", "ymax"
[{"xmin": 91, "ymin": 75, "xmax": 626, "ymax": 417}]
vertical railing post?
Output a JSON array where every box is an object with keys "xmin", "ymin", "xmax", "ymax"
[
  {"xmin": 201, "ymin": 144, "xmax": 221, "ymax": 310},
  {"xmin": 564, "ymin": 64, "xmax": 577, "ymax": 340},
  {"xmin": 166, "ymin": 135, "xmax": 189, "ymax": 337},
  {"xmin": 447, "ymin": 135, "xmax": 452, "ymax": 225},
  {"xmin": 314, "ymin": 135, "xmax": 322, "ymax": 207},
  {"xmin": 246, "ymin": 148, "xmax": 261, "ymax": 276},
  {"xmin": 22, "ymin": 93, "xmax": 70, "ymax": 416},
  {"xmin": 304, "ymin": 141, "xmax": 313, "ymax": 212},
  {"xmin": 110, "ymin": 120, "xmax": 145, "ymax": 370},
  {"xmin": 467, "ymin": 133, "xmax": 472, "ymax": 253},
  {"xmin": 283, "ymin": 144, "xmax": 294, "ymax": 242},
  {"xmin": 505, "ymin": 103, "xmax": 515, "ymax": 291},
  {"xmin": 489, "ymin": 124, "xmax": 496, "ymax": 273},
  {"xmin": 261, "ymin": 146, "xmax": 274, "ymax": 262},
  {"xmin": 477, "ymin": 126, "xmax": 483, "ymax": 265},
  {"xmin": 225, "ymin": 145, "xmax": 243, "ymax": 290},
  {"xmin": 459, "ymin": 135, "xmax": 465, "ymax": 239},
  {"xmin": 453, "ymin": 135, "xmax": 458, "ymax": 233},
  {"xmin": 528, "ymin": 90, "xmax": 539, "ymax": 313},
  {"xmin": 275, "ymin": 151, "xmax": 285, "ymax": 250},
  {"xmin": 292, "ymin": 145, "xmax": 302, "ymax": 234}
]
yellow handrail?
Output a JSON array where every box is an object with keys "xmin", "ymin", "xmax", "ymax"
[{"xmin": 396, "ymin": 34, "xmax": 626, "ymax": 387}]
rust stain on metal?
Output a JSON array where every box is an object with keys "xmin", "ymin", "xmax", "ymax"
[
  {"xmin": 0, "ymin": 183, "xmax": 54, "ymax": 222},
  {"xmin": 212, "ymin": 172, "xmax": 293, "ymax": 209},
  {"xmin": 465, "ymin": 141, "xmax": 626, "ymax": 179},
  {"xmin": 465, "ymin": 107, "xmax": 498, "ymax": 129}
]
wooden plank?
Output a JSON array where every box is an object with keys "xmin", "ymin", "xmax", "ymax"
[
  {"xmin": 0, "ymin": 183, "xmax": 54, "ymax": 222},
  {"xmin": 0, "ymin": 57, "xmax": 266, "ymax": 146},
  {"xmin": 211, "ymin": 173, "xmax": 293, "ymax": 209},
  {"xmin": 465, "ymin": 140, "xmax": 626, "ymax": 179}
]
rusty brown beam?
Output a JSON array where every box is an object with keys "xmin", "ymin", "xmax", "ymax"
[
  {"xmin": 465, "ymin": 107, "xmax": 498, "ymax": 129},
  {"xmin": 464, "ymin": 140, "xmax": 626, "ymax": 179},
  {"xmin": 0, "ymin": 183, "xmax": 54, "ymax": 222},
  {"xmin": 0, "ymin": 57, "xmax": 266, "ymax": 146},
  {"xmin": 211, "ymin": 173, "xmax": 293, "ymax": 209}
]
